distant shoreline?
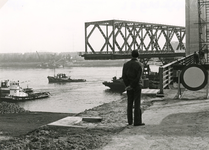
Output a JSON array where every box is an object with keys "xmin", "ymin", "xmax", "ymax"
[
  {"xmin": 0, "ymin": 60, "xmax": 127, "ymax": 68},
  {"xmin": 0, "ymin": 59, "xmax": 163, "ymax": 68}
]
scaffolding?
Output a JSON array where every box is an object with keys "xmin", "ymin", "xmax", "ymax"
[{"xmin": 198, "ymin": 0, "xmax": 209, "ymax": 63}]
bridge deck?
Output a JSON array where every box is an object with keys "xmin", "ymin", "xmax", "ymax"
[{"xmin": 80, "ymin": 52, "xmax": 186, "ymax": 60}]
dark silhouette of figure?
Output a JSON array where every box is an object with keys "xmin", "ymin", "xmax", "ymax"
[
  {"xmin": 193, "ymin": 51, "xmax": 199, "ymax": 64},
  {"xmin": 122, "ymin": 50, "xmax": 145, "ymax": 126},
  {"xmin": 199, "ymin": 50, "xmax": 205, "ymax": 64}
]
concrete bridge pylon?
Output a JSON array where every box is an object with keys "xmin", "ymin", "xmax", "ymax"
[
  {"xmin": 186, "ymin": 0, "xmax": 200, "ymax": 55},
  {"xmin": 186, "ymin": 0, "xmax": 209, "ymax": 63}
]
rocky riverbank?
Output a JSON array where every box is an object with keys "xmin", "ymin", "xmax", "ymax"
[
  {"xmin": 0, "ymin": 102, "xmax": 29, "ymax": 114},
  {"xmin": 0, "ymin": 95, "xmax": 153, "ymax": 150}
]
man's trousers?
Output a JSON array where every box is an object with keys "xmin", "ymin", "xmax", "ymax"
[{"xmin": 127, "ymin": 87, "xmax": 142, "ymax": 125}]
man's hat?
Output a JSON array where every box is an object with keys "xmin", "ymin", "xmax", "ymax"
[{"xmin": 131, "ymin": 50, "xmax": 139, "ymax": 58}]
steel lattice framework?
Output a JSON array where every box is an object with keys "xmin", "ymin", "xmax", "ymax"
[
  {"xmin": 81, "ymin": 20, "xmax": 186, "ymax": 60},
  {"xmin": 198, "ymin": 0, "xmax": 209, "ymax": 63}
]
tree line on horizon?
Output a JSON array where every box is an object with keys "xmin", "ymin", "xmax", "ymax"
[{"xmin": 0, "ymin": 52, "xmax": 84, "ymax": 62}]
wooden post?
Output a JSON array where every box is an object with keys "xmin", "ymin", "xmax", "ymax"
[
  {"xmin": 206, "ymin": 70, "xmax": 209, "ymax": 99},
  {"xmin": 177, "ymin": 70, "xmax": 182, "ymax": 99},
  {"xmin": 156, "ymin": 66, "xmax": 164, "ymax": 97}
]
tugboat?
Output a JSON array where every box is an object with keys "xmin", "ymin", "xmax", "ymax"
[
  {"xmin": 47, "ymin": 73, "xmax": 86, "ymax": 83},
  {"xmin": 0, "ymin": 80, "xmax": 50, "ymax": 102},
  {"xmin": 103, "ymin": 72, "xmax": 160, "ymax": 92}
]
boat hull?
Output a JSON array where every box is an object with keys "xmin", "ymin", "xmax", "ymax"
[
  {"xmin": 47, "ymin": 76, "xmax": 86, "ymax": 83},
  {"xmin": 0, "ymin": 92, "xmax": 50, "ymax": 102},
  {"xmin": 103, "ymin": 81, "xmax": 126, "ymax": 93},
  {"xmin": 103, "ymin": 79, "xmax": 159, "ymax": 93}
]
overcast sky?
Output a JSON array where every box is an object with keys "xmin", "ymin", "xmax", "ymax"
[{"xmin": 0, "ymin": 0, "xmax": 185, "ymax": 53}]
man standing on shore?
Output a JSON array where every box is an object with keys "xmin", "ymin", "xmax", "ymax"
[{"xmin": 122, "ymin": 50, "xmax": 145, "ymax": 126}]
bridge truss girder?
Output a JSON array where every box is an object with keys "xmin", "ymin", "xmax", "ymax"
[{"xmin": 83, "ymin": 20, "xmax": 186, "ymax": 60}]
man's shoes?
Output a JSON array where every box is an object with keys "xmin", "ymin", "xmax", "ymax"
[{"xmin": 134, "ymin": 123, "xmax": 145, "ymax": 126}]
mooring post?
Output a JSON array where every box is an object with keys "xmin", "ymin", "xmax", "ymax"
[{"xmin": 156, "ymin": 66, "xmax": 164, "ymax": 97}]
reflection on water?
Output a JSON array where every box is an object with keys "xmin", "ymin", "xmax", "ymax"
[{"xmin": 0, "ymin": 65, "xmax": 159, "ymax": 113}]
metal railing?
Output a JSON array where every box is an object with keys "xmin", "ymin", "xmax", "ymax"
[{"xmin": 157, "ymin": 53, "xmax": 195, "ymax": 96}]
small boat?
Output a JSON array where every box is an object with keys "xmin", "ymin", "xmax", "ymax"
[
  {"xmin": 0, "ymin": 80, "xmax": 50, "ymax": 102},
  {"xmin": 47, "ymin": 73, "xmax": 86, "ymax": 83}
]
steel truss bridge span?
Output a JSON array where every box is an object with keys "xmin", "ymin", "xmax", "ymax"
[{"xmin": 81, "ymin": 20, "xmax": 186, "ymax": 61}]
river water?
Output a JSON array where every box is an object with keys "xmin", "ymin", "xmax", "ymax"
[{"xmin": 0, "ymin": 65, "xmax": 158, "ymax": 113}]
